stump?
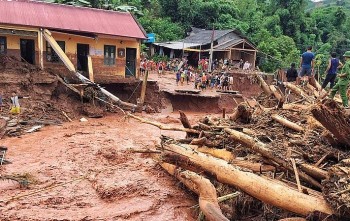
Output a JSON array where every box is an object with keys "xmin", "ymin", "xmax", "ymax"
[{"xmin": 311, "ymin": 100, "xmax": 350, "ymax": 148}]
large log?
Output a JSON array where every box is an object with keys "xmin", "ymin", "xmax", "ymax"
[
  {"xmin": 193, "ymin": 146, "xmax": 275, "ymax": 172},
  {"xmin": 161, "ymin": 143, "xmax": 334, "ymax": 216},
  {"xmin": 160, "ymin": 162, "xmax": 229, "ymax": 221},
  {"xmin": 179, "ymin": 110, "xmax": 197, "ymax": 138},
  {"xmin": 299, "ymin": 163, "xmax": 328, "ymax": 180},
  {"xmin": 283, "ymin": 82, "xmax": 314, "ymax": 103},
  {"xmin": 256, "ymin": 74, "xmax": 273, "ymax": 96},
  {"xmin": 230, "ymin": 103, "xmax": 253, "ymax": 123},
  {"xmin": 311, "ymin": 99, "xmax": 350, "ymax": 148},
  {"xmin": 269, "ymin": 85, "xmax": 285, "ymax": 108},
  {"xmin": 306, "ymin": 84, "xmax": 320, "ymax": 98},
  {"xmin": 271, "ymin": 114, "xmax": 304, "ymax": 133},
  {"xmin": 224, "ymin": 128, "xmax": 322, "ymax": 189}
]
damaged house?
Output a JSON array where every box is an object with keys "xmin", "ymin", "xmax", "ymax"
[
  {"xmin": 0, "ymin": 0, "xmax": 147, "ymax": 83},
  {"xmin": 152, "ymin": 28, "xmax": 257, "ymax": 68}
]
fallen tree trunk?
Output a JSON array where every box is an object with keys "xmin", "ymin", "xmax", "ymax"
[
  {"xmin": 127, "ymin": 113, "xmax": 200, "ymax": 134},
  {"xmin": 193, "ymin": 145, "xmax": 275, "ymax": 172},
  {"xmin": 179, "ymin": 110, "xmax": 197, "ymax": 138},
  {"xmin": 299, "ymin": 163, "xmax": 328, "ymax": 180},
  {"xmin": 160, "ymin": 162, "xmax": 229, "ymax": 221},
  {"xmin": 256, "ymin": 74, "xmax": 273, "ymax": 96},
  {"xmin": 306, "ymin": 84, "xmax": 320, "ymax": 98},
  {"xmin": 283, "ymin": 82, "xmax": 314, "ymax": 103},
  {"xmin": 230, "ymin": 103, "xmax": 253, "ymax": 123},
  {"xmin": 161, "ymin": 143, "xmax": 334, "ymax": 216},
  {"xmin": 271, "ymin": 114, "xmax": 304, "ymax": 133},
  {"xmin": 224, "ymin": 128, "xmax": 322, "ymax": 189},
  {"xmin": 270, "ymin": 85, "xmax": 285, "ymax": 108},
  {"xmin": 311, "ymin": 100, "xmax": 350, "ymax": 148}
]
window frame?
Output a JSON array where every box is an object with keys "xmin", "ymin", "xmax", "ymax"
[
  {"xmin": 0, "ymin": 36, "xmax": 7, "ymax": 55},
  {"xmin": 46, "ymin": 41, "xmax": 65, "ymax": 63},
  {"xmin": 104, "ymin": 45, "xmax": 116, "ymax": 66}
]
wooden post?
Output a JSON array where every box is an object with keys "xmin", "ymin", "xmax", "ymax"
[
  {"xmin": 87, "ymin": 55, "xmax": 94, "ymax": 82},
  {"xmin": 38, "ymin": 29, "xmax": 44, "ymax": 70},
  {"xmin": 139, "ymin": 70, "xmax": 149, "ymax": 105}
]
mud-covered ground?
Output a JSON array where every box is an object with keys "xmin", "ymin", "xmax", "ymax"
[{"xmin": 0, "ymin": 113, "xmax": 199, "ymax": 221}]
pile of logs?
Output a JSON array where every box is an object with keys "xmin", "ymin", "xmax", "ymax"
[{"xmin": 127, "ymin": 77, "xmax": 350, "ymax": 220}]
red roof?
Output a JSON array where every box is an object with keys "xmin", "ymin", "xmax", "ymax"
[{"xmin": 0, "ymin": 0, "xmax": 147, "ymax": 39}]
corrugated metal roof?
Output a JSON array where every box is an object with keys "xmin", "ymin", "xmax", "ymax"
[
  {"xmin": 0, "ymin": 0, "xmax": 147, "ymax": 39},
  {"xmin": 153, "ymin": 42, "xmax": 201, "ymax": 50},
  {"xmin": 214, "ymin": 39, "xmax": 245, "ymax": 50},
  {"xmin": 184, "ymin": 29, "xmax": 234, "ymax": 44}
]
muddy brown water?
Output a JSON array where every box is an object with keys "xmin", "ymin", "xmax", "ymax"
[{"xmin": 0, "ymin": 113, "xmax": 197, "ymax": 221}]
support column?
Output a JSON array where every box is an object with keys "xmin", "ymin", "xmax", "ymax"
[
  {"xmin": 253, "ymin": 50, "xmax": 257, "ymax": 69},
  {"xmin": 38, "ymin": 29, "xmax": 44, "ymax": 70}
]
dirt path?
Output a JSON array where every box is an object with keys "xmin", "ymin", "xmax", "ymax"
[{"xmin": 0, "ymin": 113, "xmax": 196, "ymax": 221}]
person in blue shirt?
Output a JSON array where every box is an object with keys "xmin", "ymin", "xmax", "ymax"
[
  {"xmin": 299, "ymin": 46, "xmax": 315, "ymax": 85},
  {"xmin": 321, "ymin": 52, "xmax": 343, "ymax": 90}
]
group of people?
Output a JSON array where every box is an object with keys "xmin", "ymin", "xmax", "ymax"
[
  {"xmin": 285, "ymin": 46, "xmax": 350, "ymax": 108},
  {"xmin": 140, "ymin": 58, "xmax": 189, "ymax": 77},
  {"xmin": 0, "ymin": 92, "xmax": 24, "ymax": 114},
  {"xmin": 175, "ymin": 68, "xmax": 234, "ymax": 91},
  {"xmin": 211, "ymin": 58, "xmax": 253, "ymax": 71}
]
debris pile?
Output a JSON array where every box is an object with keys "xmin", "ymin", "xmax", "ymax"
[
  {"xmin": 128, "ymin": 76, "xmax": 350, "ymax": 220},
  {"xmin": 0, "ymin": 55, "xmax": 107, "ymax": 138}
]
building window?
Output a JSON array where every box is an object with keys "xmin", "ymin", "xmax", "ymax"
[
  {"xmin": 0, "ymin": 36, "xmax": 6, "ymax": 55},
  {"xmin": 104, "ymin": 45, "xmax": 116, "ymax": 66},
  {"xmin": 46, "ymin": 41, "xmax": 65, "ymax": 62}
]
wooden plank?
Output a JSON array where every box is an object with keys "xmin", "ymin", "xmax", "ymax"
[{"xmin": 43, "ymin": 29, "xmax": 76, "ymax": 72}]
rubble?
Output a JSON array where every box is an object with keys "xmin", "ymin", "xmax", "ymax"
[{"xmin": 129, "ymin": 75, "xmax": 350, "ymax": 220}]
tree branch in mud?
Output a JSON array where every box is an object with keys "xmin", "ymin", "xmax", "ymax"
[
  {"xmin": 160, "ymin": 162, "xmax": 229, "ymax": 221},
  {"xmin": 160, "ymin": 143, "xmax": 334, "ymax": 216},
  {"xmin": 127, "ymin": 113, "xmax": 200, "ymax": 134}
]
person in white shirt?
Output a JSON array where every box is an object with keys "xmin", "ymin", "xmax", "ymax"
[{"xmin": 243, "ymin": 61, "xmax": 251, "ymax": 70}]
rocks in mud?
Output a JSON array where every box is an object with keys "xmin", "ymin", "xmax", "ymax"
[{"xmin": 81, "ymin": 105, "xmax": 104, "ymax": 118}]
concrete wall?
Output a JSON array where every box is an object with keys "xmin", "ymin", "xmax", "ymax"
[{"xmin": 0, "ymin": 25, "xmax": 141, "ymax": 83}]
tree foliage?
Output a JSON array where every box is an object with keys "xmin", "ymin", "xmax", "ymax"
[{"xmin": 46, "ymin": 0, "xmax": 350, "ymax": 73}]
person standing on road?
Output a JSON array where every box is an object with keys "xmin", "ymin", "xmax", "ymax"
[
  {"xmin": 158, "ymin": 61, "xmax": 164, "ymax": 78},
  {"xmin": 299, "ymin": 46, "xmax": 315, "ymax": 85},
  {"xmin": 229, "ymin": 75, "xmax": 234, "ymax": 91},
  {"xmin": 322, "ymin": 52, "xmax": 343, "ymax": 90},
  {"xmin": 329, "ymin": 51, "xmax": 350, "ymax": 108},
  {"xmin": 176, "ymin": 71, "xmax": 181, "ymax": 86}
]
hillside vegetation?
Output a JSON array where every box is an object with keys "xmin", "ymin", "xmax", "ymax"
[{"xmin": 49, "ymin": 0, "xmax": 350, "ymax": 72}]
